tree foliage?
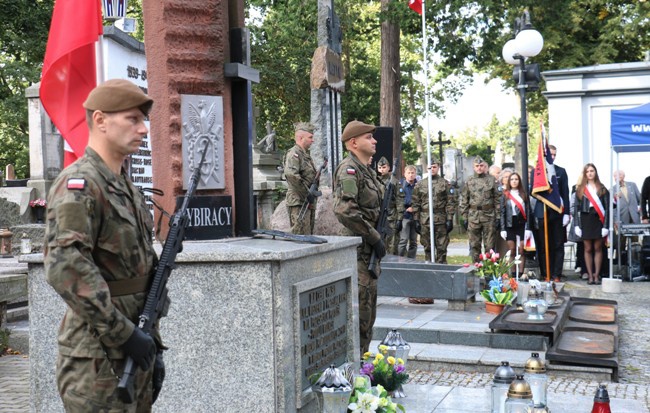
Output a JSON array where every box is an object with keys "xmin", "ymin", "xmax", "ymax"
[{"xmin": 0, "ymin": 0, "xmax": 53, "ymax": 178}]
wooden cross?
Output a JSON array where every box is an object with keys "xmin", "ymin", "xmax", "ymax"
[{"xmin": 430, "ymin": 131, "xmax": 451, "ymax": 176}]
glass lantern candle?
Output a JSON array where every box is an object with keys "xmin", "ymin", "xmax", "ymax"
[
  {"xmin": 491, "ymin": 361, "xmax": 516, "ymax": 413},
  {"xmin": 524, "ymin": 352, "xmax": 548, "ymax": 408},
  {"xmin": 516, "ymin": 272, "xmax": 530, "ymax": 307},
  {"xmin": 311, "ymin": 364, "xmax": 353, "ymax": 413},
  {"xmin": 543, "ymin": 282, "xmax": 555, "ymax": 307},
  {"xmin": 523, "ymin": 283, "xmax": 548, "ymax": 320},
  {"xmin": 505, "ymin": 374, "xmax": 534, "ymax": 413}
]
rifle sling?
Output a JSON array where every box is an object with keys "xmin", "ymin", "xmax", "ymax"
[{"xmin": 107, "ymin": 277, "xmax": 150, "ymax": 297}]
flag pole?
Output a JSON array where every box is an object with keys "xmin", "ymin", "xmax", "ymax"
[
  {"xmin": 421, "ymin": 0, "xmax": 435, "ymax": 262},
  {"xmin": 543, "ymin": 204, "xmax": 550, "ymax": 282}
]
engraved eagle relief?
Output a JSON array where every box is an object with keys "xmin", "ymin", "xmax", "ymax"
[{"xmin": 182, "ymin": 100, "xmax": 222, "ymax": 185}]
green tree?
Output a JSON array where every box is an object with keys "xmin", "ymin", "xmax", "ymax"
[{"xmin": 0, "ymin": 0, "xmax": 53, "ymax": 178}]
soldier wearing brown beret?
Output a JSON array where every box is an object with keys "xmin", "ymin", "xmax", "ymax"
[
  {"xmin": 45, "ymin": 79, "xmax": 163, "ymax": 411},
  {"xmin": 333, "ymin": 120, "xmax": 385, "ymax": 355}
]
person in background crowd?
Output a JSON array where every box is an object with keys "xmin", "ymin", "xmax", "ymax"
[
  {"xmin": 397, "ymin": 165, "xmax": 419, "ymax": 258},
  {"xmin": 574, "ymin": 163, "xmax": 610, "ymax": 285},
  {"xmin": 460, "ymin": 156, "xmax": 500, "ymax": 263},
  {"xmin": 642, "ymin": 175, "xmax": 650, "ymax": 223},
  {"xmin": 44, "ymin": 80, "xmax": 163, "ymax": 411},
  {"xmin": 531, "ymin": 145, "xmax": 570, "ymax": 282},
  {"xmin": 489, "ymin": 164, "xmax": 502, "ymax": 183},
  {"xmin": 611, "ymin": 170, "xmax": 641, "ymax": 263},
  {"xmin": 377, "ymin": 157, "xmax": 399, "ymax": 255},
  {"xmin": 284, "ymin": 122, "xmax": 318, "ymax": 235},
  {"xmin": 333, "ymin": 120, "xmax": 384, "ymax": 355},
  {"xmin": 499, "ymin": 172, "xmax": 530, "ymax": 275}
]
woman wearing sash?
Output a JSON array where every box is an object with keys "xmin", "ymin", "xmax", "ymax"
[
  {"xmin": 574, "ymin": 163, "xmax": 610, "ymax": 285},
  {"xmin": 499, "ymin": 172, "xmax": 530, "ymax": 274}
]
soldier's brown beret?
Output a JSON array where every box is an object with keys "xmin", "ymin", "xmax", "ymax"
[
  {"xmin": 294, "ymin": 122, "xmax": 315, "ymax": 134},
  {"xmin": 83, "ymin": 79, "xmax": 153, "ymax": 115},
  {"xmin": 342, "ymin": 120, "xmax": 376, "ymax": 142}
]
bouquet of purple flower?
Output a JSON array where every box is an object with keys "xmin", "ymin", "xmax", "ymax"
[{"xmin": 360, "ymin": 345, "xmax": 409, "ymax": 392}]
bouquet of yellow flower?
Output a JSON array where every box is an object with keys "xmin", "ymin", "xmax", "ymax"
[{"xmin": 360, "ymin": 345, "xmax": 409, "ymax": 392}]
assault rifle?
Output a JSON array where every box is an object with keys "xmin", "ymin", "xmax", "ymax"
[
  {"xmin": 117, "ymin": 142, "xmax": 209, "ymax": 403},
  {"xmin": 298, "ymin": 157, "xmax": 328, "ymax": 221},
  {"xmin": 368, "ymin": 151, "xmax": 401, "ymax": 278}
]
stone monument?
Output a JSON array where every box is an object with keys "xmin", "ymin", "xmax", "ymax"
[{"xmin": 253, "ymin": 122, "xmax": 286, "ymax": 229}]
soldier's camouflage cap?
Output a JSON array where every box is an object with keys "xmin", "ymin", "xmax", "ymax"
[
  {"xmin": 430, "ymin": 155, "xmax": 441, "ymax": 165},
  {"xmin": 83, "ymin": 79, "xmax": 153, "ymax": 116},
  {"xmin": 377, "ymin": 156, "xmax": 389, "ymax": 166},
  {"xmin": 342, "ymin": 120, "xmax": 376, "ymax": 142},
  {"xmin": 294, "ymin": 122, "xmax": 315, "ymax": 134},
  {"xmin": 473, "ymin": 156, "xmax": 485, "ymax": 165}
]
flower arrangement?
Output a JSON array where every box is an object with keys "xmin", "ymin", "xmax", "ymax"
[
  {"xmin": 468, "ymin": 250, "xmax": 519, "ymax": 305},
  {"xmin": 347, "ymin": 380, "xmax": 405, "ymax": 413},
  {"xmin": 360, "ymin": 345, "xmax": 409, "ymax": 392},
  {"xmin": 29, "ymin": 199, "xmax": 47, "ymax": 207}
]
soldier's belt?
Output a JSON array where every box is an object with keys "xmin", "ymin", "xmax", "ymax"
[
  {"xmin": 470, "ymin": 205, "xmax": 493, "ymax": 211},
  {"xmin": 107, "ymin": 277, "xmax": 150, "ymax": 297}
]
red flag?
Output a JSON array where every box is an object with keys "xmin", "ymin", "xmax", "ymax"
[
  {"xmin": 408, "ymin": 0, "xmax": 423, "ymax": 15},
  {"xmin": 41, "ymin": 0, "xmax": 103, "ymax": 167},
  {"xmin": 532, "ymin": 121, "xmax": 563, "ymax": 213}
]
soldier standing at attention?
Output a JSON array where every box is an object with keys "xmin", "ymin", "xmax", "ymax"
[
  {"xmin": 377, "ymin": 156, "xmax": 399, "ymax": 255},
  {"xmin": 44, "ymin": 79, "xmax": 163, "ymax": 411},
  {"xmin": 412, "ymin": 156, "xmax": 457, "ymax": 263},
  {"xmin": 284, "ymin": 122, "xmax": 317, "ymax": 234},
  {"xmin": 334, "ymin": 120, "xmax": 385, "ymax": 354},
  {"xmin": 460, "ymin": 156, "xmax": 501, "ymax": 263}
]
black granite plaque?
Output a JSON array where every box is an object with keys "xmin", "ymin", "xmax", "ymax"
[
  {"xmin": 299, "ymin": 279, "xmax": 348, "ymax": 390},
  {"xmin": 175, "ymin": 195, "xmax": 233, "ymax": 240}
]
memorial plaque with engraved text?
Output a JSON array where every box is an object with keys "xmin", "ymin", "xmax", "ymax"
[{"xmin": 299, "ymin": 279, "xmax": 348, "ymax": 390}]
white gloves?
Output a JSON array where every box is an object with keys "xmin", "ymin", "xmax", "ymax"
[
  {"xmin": 500, "ymin": 231, "xmax": 507, "ymax": 240},
  {"xmin": 563, "ymin": 215, "xmax": 570, "ymax": 227},
  {"xmin": 575, "ymin": 227, "xmax": 582, "ymax": 237},
  {"xmin": 602, "ymin": 228, "xmax": 609, "ymax": 238}
]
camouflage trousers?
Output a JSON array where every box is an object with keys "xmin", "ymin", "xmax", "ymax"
[
  {"xmin": 357, "ymin": 257, "xmax": 378, "ymax": 356},
  {"xmin": 421, "ymin": 221, "xmax": 450, "ymax": 263},
  {"xmin": 385, "ymin": 220, "xmax": 399, "ymax": 255},
  {"xmin": 56, "ymin": 353, "xmax": 154, "ymax": 413},
  {"xmin": 468, "ymin": 221, "xmax": 497, "ymax": 263},
  {"xmin": 288, "ymin": 205, "xmax": 315, "ymax": 235}
]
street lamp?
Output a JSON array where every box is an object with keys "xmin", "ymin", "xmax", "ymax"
[{"xmin": 502, "ymin": 10, "xmax": 543, "ymax": 192}]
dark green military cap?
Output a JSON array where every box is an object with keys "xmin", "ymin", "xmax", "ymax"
[
  {"xmin": 342, "ymin": 120, "xmax": 376, "ymax": 142},
  {"xmin": 377, "ymin": 156, "xmax": 389, "ymax": 166},
  {"xmin": 430, "ymin": 155, "xmax": 441, "ymax": 165},
  {"xmin": 473, "ymin": 155, "xmax": 484, "ymax": 165},
  {"xmin": 83, "ymin": 79, "xmax": 153, "ymax": 116}
]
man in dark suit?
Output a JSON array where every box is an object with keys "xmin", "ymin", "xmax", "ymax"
[{"xmin": 532, "ymin": 145, "xmax": 571, "ymax": 281}]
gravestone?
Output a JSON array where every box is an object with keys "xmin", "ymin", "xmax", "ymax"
[{"xmin": 0, "ymin": 198, "xmax": 21, "ymax": 229}]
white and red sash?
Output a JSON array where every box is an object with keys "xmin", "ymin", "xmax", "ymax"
[
  {"xmin": 506, "ymin": 191, "xmax": 527, "ymax": 221},
  {"xmin": 584, "ymin": 184, "xmax": 605, "ymax": 224}
]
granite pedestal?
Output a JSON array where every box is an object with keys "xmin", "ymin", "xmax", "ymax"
[{"xmin": 23, "ymin": 236, "xmax": 360, "ymax": 412}]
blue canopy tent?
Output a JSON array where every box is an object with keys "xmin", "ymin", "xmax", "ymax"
[{"xmin": 608, "ymin": 102, "xmax": 650, "ymax": 282}]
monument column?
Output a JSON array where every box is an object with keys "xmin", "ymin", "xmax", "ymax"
[{"xmin": 142, "ymin": 0, "xmax": 235, "ymax": 238}]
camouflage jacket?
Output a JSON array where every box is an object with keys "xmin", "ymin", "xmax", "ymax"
[
  {"xmin": 333, "ymin": 153, "xmax": 384, "ymax": 249},
  {"xmin": 44, "ymin": 147, "xmax": 159, "ymax": 358},
  {"xmin": 411, "ymin": 174, "xmax": 457, "ymax": 225},
  {"xmin": 284, "ymin": 144, "xmax": 317, "ymax": 207},
  {"xmin": 459, "ymin": 173, "xmax": 500, "ymax": 223},
  {"xmin": 379, "ymin": 173, "xmax": 399, "ymax": 223}
]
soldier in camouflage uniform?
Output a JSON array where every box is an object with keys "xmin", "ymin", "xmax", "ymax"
[
  {"xmin": 376, "ymin": 156, "xmax": 399, "ymax": 255},
  {"xmin": 284, "ymin": 122, "xmax": 318, "ymax": 234},
  {"xmin": 45, "ymin": 80, "xmax": 162, "ymax": 412},
  {"xmin": 412, "ymin": 156, "xmax": 457, "ymax": 263},
  {"xmin": 333, "ymin": 120, "xmax": 385, "ymax": 355},
  {"xmin": 459, "ymin": 156, "xmax": 501, "ymax": 263}
]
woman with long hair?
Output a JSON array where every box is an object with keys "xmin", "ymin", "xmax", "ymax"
[
  {"xmin": 499, "ymin": 172, "xmax": 530, "ymax": 274},
  {"xmin": 574, "ymin": 163, "xmax": 610, "ymax": 285}
]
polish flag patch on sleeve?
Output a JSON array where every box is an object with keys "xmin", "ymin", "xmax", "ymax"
[
  {"xmin": 346, "ymin": 168, "xmax": 356, "ymax": 175},
  {"xmin": 67, "ymin": 178, "xmax": 86, "ymax": 190}
]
